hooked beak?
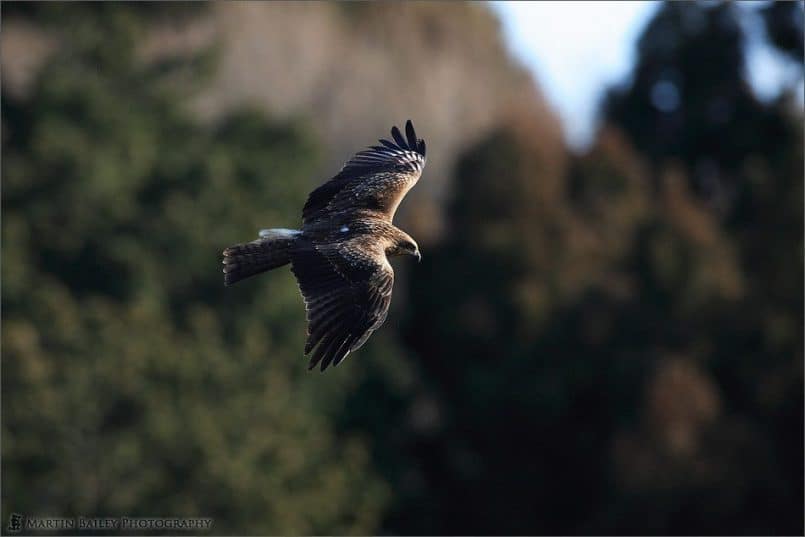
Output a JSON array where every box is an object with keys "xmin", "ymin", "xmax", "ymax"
[{"xmin": 415, "ymin": 250, "xmax": 422, "ymax": 263}]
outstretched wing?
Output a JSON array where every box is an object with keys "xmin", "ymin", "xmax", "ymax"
[
  {"xmin": 302, "ymin": 120, "xmax": 426, "ymax": 225},
  {"xmin": 290, "ymin": 237, "xmax": 394, "ymax": 371}
]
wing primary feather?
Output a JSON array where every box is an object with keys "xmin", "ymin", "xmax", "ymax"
[
  {"xmin": 391, "ymin": 126, "xmax": 407, "ymax": 149},
  {"xmin": 305, "ymin": 306, "xmax": 348, "ymax": 354},
  {"xmin": 418, "ymin": 139, "xmax": 426, "ymax": 156},
  {"xmin": 327, "ymin": 315, "xmax": 364, "ymax": 369},
  {"xmin": 309, "ymin": 305, "xmax": 361, "ymax": 370},
  {"xmin": 405, "ymin": 120, "xmax": 417, "ymax": 150},
  {"xmin": 308, "ymin": 331, "xmax": 339, "ymax": 371},
  {"xmin": 319, "ymin": 331, "xmax": 351, "ymax": 372},
  {"xmin": 332, "ymin": 332, "xmax": 361, "ymax": 367},
  {"xmin": 379, "ymin": 139, "xmax": 398, "ymax": 150},
  {"xmin": 333, "ymin": 334, "xmax": 355, "ymax": 367}
]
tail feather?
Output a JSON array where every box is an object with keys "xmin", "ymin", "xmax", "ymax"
[{"xmin": 222, "ymin": 231, "xmax": 298, "ymax": 286}]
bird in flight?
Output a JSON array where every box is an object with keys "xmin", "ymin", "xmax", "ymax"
[{"xmin": 223, "ymin": 120, "xmax": 426, "ymax": 371}]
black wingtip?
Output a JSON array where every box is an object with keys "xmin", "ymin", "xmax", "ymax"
[
  {"xmin": 405, "ymin": 120, "xmax": 417, "ymax": 149},
  {"xmin": 390, "ymin": 125, "xmax": 407, "ymax": 149},
  {"xmin": 383, "ymin": 121, "xmax": 425, "ymax": 157}
]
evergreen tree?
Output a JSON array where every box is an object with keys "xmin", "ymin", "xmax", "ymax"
[
  {"xmin": 377, "ymin": 2, "xmax": 803, "ymax": 534},
  {"xmin": 2, "ymin": 5, "xmax": 388, "ymax": 533}
]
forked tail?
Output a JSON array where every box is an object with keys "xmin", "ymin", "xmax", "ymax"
[{"xmin": 222, "ymin": 229, "xmax": 299, "ymax": 286}]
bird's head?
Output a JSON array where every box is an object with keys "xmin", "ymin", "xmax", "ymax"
[{"xmin": 390, "ymin": 236, "xmax": 421, "ymax": 262}]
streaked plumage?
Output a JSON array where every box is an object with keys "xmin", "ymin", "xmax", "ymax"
[{"xmin": 223, "ymin": 120, "xmax": 426, "ymax": 371}]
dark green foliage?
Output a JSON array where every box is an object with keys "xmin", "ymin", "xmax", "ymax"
[
  {"xmin": 2, "ymin": 6, "xmax": 387, "ymax": 534},
  {"xmin": 343, "ymin": 3, "xmax": 802, "ymax": 535},
  {"xmin": 762, "ymin": 0, "xmax": 805, "ymax": 61},
  {"xmin": 604, "ymin": 2, "xmax": 801, "ymax": 213},
  {"xmin": 2, "ymin": 1, "xmax": 802, "ymax": 535}
]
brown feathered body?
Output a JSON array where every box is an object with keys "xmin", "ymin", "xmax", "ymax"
[{"xmin": 223, "ymin": 120, "xmax": 426, "ymax": 371}]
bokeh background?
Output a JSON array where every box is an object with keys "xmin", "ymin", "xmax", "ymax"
[{"xmin": 2, "ymin": 2, "xmax": 803, "ymax": 535}]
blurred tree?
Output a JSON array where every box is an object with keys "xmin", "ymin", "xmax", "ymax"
[
  {"xmin": 603, "ymin": 2, "xmax": 802, "ymax": 215},
  {"xmin": 3, "ymin": 2, "xmax": 802, "ymax": 535},
  {"xmin": 602, "ymin": 5, "xmax": 803, "ymax": 532},
  {"xmin": 2, "ymin": 4, "xmax": 388, "ymax": 534},
  {"xmin": 341, "ymin": 2, "xmax": 804, "ymax": 535},
  {"xmin": 761, "ymin": 0, "xmax": 804, "ymax": 61},
  {"xmin": 389, "ymin": 119, "xmax": 730, "ymax": 534}
]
